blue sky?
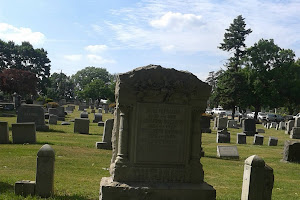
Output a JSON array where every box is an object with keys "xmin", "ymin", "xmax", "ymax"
[{"xmin": 0, "ymin": 0, "xmax": 299, "ymax": 81}]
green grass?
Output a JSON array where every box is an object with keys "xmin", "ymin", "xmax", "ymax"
[{"xmin": 0, "ymin": 109, "xmax": 300, "ymax": 200}]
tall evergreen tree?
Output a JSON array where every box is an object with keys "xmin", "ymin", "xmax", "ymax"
[{"xmin": 217, "ymin": 15, "xmax": 252, "ymax": 118}]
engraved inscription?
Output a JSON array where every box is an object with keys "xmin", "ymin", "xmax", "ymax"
[{"xmin": 135, "ymin": 103, "xmax": 189, "ymax": 164}]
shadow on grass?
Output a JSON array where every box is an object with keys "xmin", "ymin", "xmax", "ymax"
[
  {"xmin": 204, "ymin": 155, "xmax": 240, "ymax": 161},
  {"xmin": 47, "ymin": 129, "xmax": 67, "ymax": 133},
  {"xmin": 0, "ymin": 182, "xmax": 14, "ymax": 193}
]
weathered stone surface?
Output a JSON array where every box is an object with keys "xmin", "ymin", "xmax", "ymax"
[
  {"xmin": 227, "ymin": 120, "xmax": 238, "ymax": 128},
  {"xmin": 295, "ymin": 117, "xmax": 300, "ymax": 127},
  {"xmin": 48, "ymin": 108, "xmax": 58, "ymax": 116},
  {"xmin": 256, "ymin": 129, "xmax": 265, "ymax": 133},
  {"xmin": 48, "ymin": 115, "xmax": 58, "ymax": 125},
  {"xmin": 80, "ymin": 112, "xmax": 89, "ymax": 119},
  {"xmin": 268, "ymin": 137, "xmax": 278, "ymax": 146},
  {"xmin": 282, "ymin": 140, "xmax": 300, "ymax": 162},
  {"xmin": 270, "ymin": 122, "xmax": 277, "ymax": 129},
  {"xmin": 74, "ymin": 118, "xmax": 89, "ymax": 134},
  {"xmin": 93, "ymin": 113, "xmax": 103, "ymax": 123},
  {"xmin": 0, "ymin": 121, "xmax": 9, "ymax": 144},
  {"xmin": 290, "ymin": 127, "xmax": 300, "ymax": 139},
  {"xmin": 241, "ymin": 155, "xmax": 274, "ymax": 200},
  {"xmin": 36, "ymin": 144, "xmax": 55, "ymax": 198},
  {"xmin": 17, "ymin": 104, "xmax": 49, "ymax": 131},
  {"xmin": 217, "ymin": 117, "xmax": 227, "ymax": 130},
  {"xmin": 12, "ymin": 123, "xmax": 36, "ymax": 144},
  {"xmin": 100, "ymin": 65, "xmax": 215, "ymax": 200},
  {"xmin": 15, "ymin": 180, "xmax": 36, "ymax": 196},
  {"xmin": 96, "ymin": 119, "xmax": 114, "ymax": 150},
  {"xmin": 285, "ymin": 120, "xmax": 295, "ymax": 134},
  {"xmin": 243, "ymin": 119, "xmax": 256, "ymax": 136},
  {"xmin": 237, "ymin": 133, "xmax": 246, "ymax": 144},
  {"xmin": 217, "ymin": 130, "xmax": 230, "ymax": 143},
  {"xmin": 200, "ymin": 115, "xmax": 211, "ymax": 133},
  {"xmin": 56, "ymin": 106, "xmax": 65, "ymax": 121},
  {"xmin": 217, "ymin": 146, "xmax": 239, "ymax": 159},
  {"xmin": 253, "ymin": 134, "xmax": 264, "ymax": 145}
]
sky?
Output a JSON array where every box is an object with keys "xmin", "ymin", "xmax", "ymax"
[{"xmin": 0, "ymin": 0, "xmax": 299, "ymax": 81}]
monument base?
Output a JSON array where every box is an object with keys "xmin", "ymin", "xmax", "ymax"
[
  {"xmin": 99, "ymin": 177, "xmax": 216, "ymax": 200},
  {"xmin": 96, "ymin": 142, "xmax": 112, "ymax": 150},
  {"xmin": 243, "ymin": 131, "xmax": 256, "ymax": 136}
]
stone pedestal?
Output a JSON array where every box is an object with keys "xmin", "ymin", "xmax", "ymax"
[
  {"xmin": 100, "ymin": 177, "xmax": 216, "ymax": 200},
  {"xmin": 237, "ymin": 133, "xmax": 246, "ymax": 144},
  {"xmin": 268, "ymin": 137, "xmax": 278, "ymax": 146},
  {"xmin": 253, "ymin": 134, "xmax": 264, "ymax": 145}
]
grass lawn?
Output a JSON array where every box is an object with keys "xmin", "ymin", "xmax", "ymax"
[{"xmin": 0, "ymin": 108, "xmax": 299, "ymax": 200}]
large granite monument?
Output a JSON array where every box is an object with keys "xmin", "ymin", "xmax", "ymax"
[
  {"xmin": 99, "ymin": 65, "xmax": 216, "ymax": 200},
  {"xmin": 17, "ymin": 104, "xmax": 49, "ymax": 131}
]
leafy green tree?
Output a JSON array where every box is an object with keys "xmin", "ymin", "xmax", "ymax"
[
  {"xmin": 206, "ymin": 70, "xmax": 223, "ymax": 108},
  {"xmin": 244, "ymin": 39, "xmax": 296, "ymax": 118},
  {"xmin": 71, "ymin": 66, "xmax": 110, "ymax": 91},
  {"xmin": 48, "ymin": 72, "xmax": 75, "ymax": 101},
  {"xmin": 217, "ymin": 15, "xmax": 252, "ymax": 118},
  {"xmin": 0, "ymin": 40, "xmax": 51, "ymax": 94},
  {"xmin": 81, "ymin": 79, "xmax": 115, "ymax": 103}
]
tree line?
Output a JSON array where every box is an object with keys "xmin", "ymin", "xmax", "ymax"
[
  {"xmin": 207, "ymin": 15, "xmax": 300, "ymax": 118},
  {"xmin": 0, "ymin": 40, "xmax": 115, "ymax": 103}
]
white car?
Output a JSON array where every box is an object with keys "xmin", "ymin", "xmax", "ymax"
[
  {"xmin": 247, "ymin": 112, "xmax": 255, "ymax": 119},
  {"xmin": 257, "ymin": 112, "xmax": 267, "ymax": 121},
  {"xmin": 212, "ymin": 107, "xmax": 225, "ymax": 115}
]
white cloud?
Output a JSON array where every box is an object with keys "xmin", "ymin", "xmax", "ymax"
[
  {"xmin": 85, "ymin": 44, "xmax": 108, "ymax": 53},
  {"xmin": 0, "ymin": 23, "xmax": 45, "ymax": 46},
  {"xmin": 150, "ymin": 12, "xmax": 203, "ymax": 30},
  {"xmin": 87, "ymin": 54, "xmax": 116, "ymax": 64},
  {"xmin": 91, "ymin": 24, "xmax": 102, "ymax": 33},
  {"xmin": 64, "ymin": 54, "xmax": 82, "ymax": 61}
]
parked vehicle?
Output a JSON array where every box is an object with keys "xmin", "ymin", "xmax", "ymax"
[
  {"xmin": 247, "ymin": 112, "xmax": 255, "ymax": 119},
  {"xmin": 266, "ymin": 113, "xmax": 284, "ymax": 122},
  {"xmin": 257, "ymin": 112, "xmax": 267, "ymax": 121},
  {"xmin": 212, "ymin": 107, "xmax": 226, "ymax": 115}
]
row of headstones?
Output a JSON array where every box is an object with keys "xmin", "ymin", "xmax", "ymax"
[
  {"xmin": 78, "ymin": 104, "xmax": 110, "ymax": 113},
  {"xmin": 281, "ymin": 118, "xmax": 300, "ymax": 139},
  {"xmin": 216, "ymin": 129, "xmax": 278, "ymax": 146}
]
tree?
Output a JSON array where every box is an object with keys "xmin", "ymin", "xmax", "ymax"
[
  {"xmin": 71, "ymin": 67, "xmax": 110, "ymax": 91},
  {"xmin": 206, "ymin": 70, "xmax": 223, "ymax": 108},
  {"xmin": 47, "ymin": 72, "xmax": 75, "ymax": 101},
  {"xmin": 0, "ymin": 68, "xmax": 38, "ymax": 96},
  {"xmin": 0, "ymin": 40, "xmax": 51, "ymax": 94},
  {"xmin": 80, "ymin": 79, "xmax": 115, "ymax": 103},
  {"xmin": 217, "ymin": 15, "xmax": 252, "ymax": 118},
  {"xmin": 244, "ymin": 39, "xmax": 296, "ymax": 118}
]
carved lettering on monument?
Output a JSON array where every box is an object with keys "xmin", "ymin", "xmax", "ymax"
[{"xmin": 135, "ymin": 103, "xmax": 189, "ymax": 164}]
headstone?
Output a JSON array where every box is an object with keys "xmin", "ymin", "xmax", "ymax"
[
  {"xmin": 217, "ymin": 117, "xmax": 227, "ymax": 130},
  {"xmin": 96, "ymin": 119, "xmax": 114, "ymax": 149},
  {"xmin": 98, "ymin": 122, "xmax": 105, "ymax": 126},
  {"xmin": 15, "ymin": 180, "xmax": 36, "ymax": 196},
  {"xmin": 66, "ymin": 106, "xmax": 74, "ymax": 113},
  {"xmin": 48, "ymin": 115, "xmax": 58, "ymax": 125},
  {"xmin": 74, "ymin": 118, "xmax": 89, "ymax": 134},
  {"xmin": 242, "ymin": 119, "xmax": 256, "ymax": 136},
  {"xmin": 270, "ymin": 122, "xmax": 277, "ymax": 129},
  {"xmin": 200, "ymin": 115, "xmax": 211, "ymax": 133},
  {"xmin": 217, "ymin": 146, "xmax": 239, "ymax": 159},
  {"xmin": 103, "ymin": 104, "xmax": 108, "ymax": 114},
  {"xmin": 295, "ymin": 117, "xmax": 300, "ymax": 127},
  {"xmin": 237, "ymin": 133, "xmax": 246, "ymax": 144},
  {"xmin": 241, "ymin": 155, "xmax": 274, "ymax": 200},
  {"xmin": 48, "ymin": 108, "xmax": 58, "ymax": 116},
  {"xmin": 93, "ymin": 113, "xmax": 103, "ymax": 123},
  {"xmin": 78, "ymin": 105, "xmax": 86, "ymax": 111},
  {"xmin": 0, "ymin": 121, "xmax": 9, "ymax": 144},
  {"xmin": 99, "ymin": 65, "xmax": 216, "ymax": 199},
  {"xmin": 80, "ymin": 112, "xmax": 89, "ymax": 119},
  {"xmin": 90, "ymin": 105, "xmax": 94, "ymax": 109},
  {"xmin": 59, "ymin": 99, "xmax": 66, "ymax": 106},
  {"xmin": 253, "ymin": 134, "xmax": 264, "ymax": 145},
  {"xmin": 36, "ymin": 144, "xmax": 55, "ymax": 198},
  {"xmin": 91, "ymin": 109, "xmax": 95, "ymax": 113},
  {"xmin": 17, "ymin": 104, "xmax": 49, "ymax": 131},
  {"xmin": 285, "ymin": 120, "xmax": 294, "ymax": 134},
  {"xmin": 282, "ymin": 140, "xmax": 300, "ymax": 162},
  {"xmin": 290, "ymin": 127, "xmax": 300, "ymax": 139},
  {"xmin": 268, "ymin": 137, "xmax": 278, "ymax": 146},
  {"xmin": 266, "ymin": 122, "xmax": 271, "ymax": 129},
  {"xmin": 216, "ymin": 130, "xmax": 230, "ymax": 143},
  {"xmin": 278, "ymin": 121, "xmax": 285, "ymax": 130},
  {"xmin": 98, "ymin": 108, "xmax": 102, "ymax": 113},
  {"xmin": 56, "ymin": 106, "xmax": 65, "ymax": 121},
  {"xmin": 227, "ymin": 120, "xmax": 238, "ymax": 128},
  {"xmin": 213, "ymin": 117, "xmax": 218, "ymax": 130},
  {"xmin": 12, "ymin": 123, "xmax": 36, "ymax": 144}
]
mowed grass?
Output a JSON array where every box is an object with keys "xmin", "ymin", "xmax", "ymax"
[{"xmin": 0, "ymin": 108, "xmax": 300, "ymax": 200}]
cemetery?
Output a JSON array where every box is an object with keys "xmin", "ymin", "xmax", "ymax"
[
  {"xmin": 0, "ymin": 4, "xmax": 300, "ymax": 199},
  {"xmin": 0, "ymin": 65, "xmax": 299, "ymax": 200}
]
